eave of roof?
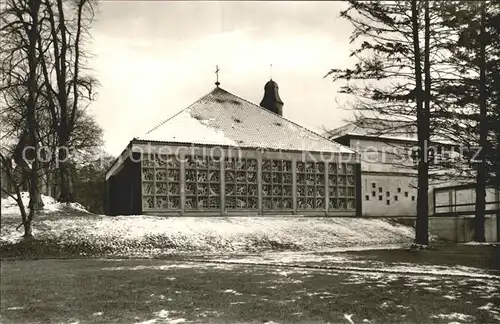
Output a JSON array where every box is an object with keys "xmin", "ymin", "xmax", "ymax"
[{"xmin": 326, "ymin": 121, "xmax": 458, "ymax": 146}]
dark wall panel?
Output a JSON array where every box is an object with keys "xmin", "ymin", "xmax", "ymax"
[
  {"xmin": 106, "ymin": 153, "xmax": 142, "ymax": 216},
  {"xmin": 355, "ymin": 163, "xmax": 362, "ymax": 217},
  {"xmin": 129, "ymin": 152, "xmax": 142, "ymax": 215}
]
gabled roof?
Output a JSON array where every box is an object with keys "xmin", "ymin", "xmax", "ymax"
[
  {"xmin": 325, "ymin": 117, "xmax": 461, "ymax": 145},
  {"xmin": 324, "ymin": 118, "xmax": 418, "ymax": 142},
  {"xmin": 138, "ymin": 87, "xmax": 354, "ymax": 153}
]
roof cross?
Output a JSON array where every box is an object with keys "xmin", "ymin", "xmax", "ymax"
[{"xmin": 215, "ymin": 65, "xmax": 220, "ymax": 87}]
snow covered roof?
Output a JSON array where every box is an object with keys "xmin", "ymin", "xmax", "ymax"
[
  {"xmin": 325, "ymin": 118, "xmax": 456, "ymax": 145},
  {"xmin": 325, "ymin": 118, "xmax": 419, "ymax": 142},
  {"xmin": 138, "ymin": 87, "xmax": 354, "ymax": 153}
]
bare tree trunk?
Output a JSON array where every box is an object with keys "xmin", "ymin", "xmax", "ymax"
[
  {"xmin": 33, "ymin": 166, "xmax": 44, "ymax": 210},
  {"xmin": 14, "ymin": 177, "xmax": 31, "ymax": 237},
  {"xmin": 412, "ymin": 0, "xmax": 429, "ymax": 246},
  {"xmin": 58, "ymin": 148, "xmax": 75, "ymax": 202},
  {"xmin": 59, "ymin": 168, "xmax": 75, "ymax": 202},
  {"xmin": 474, "ymin": 1, "xmax": 487, "ymax": 242},
  {"xmin": 24, "ymin": 0, "xmax": 42, "ymax": 238},
  {"xmin": 1, "ymin": 155, "xmax": 30, "ymax": 236}
]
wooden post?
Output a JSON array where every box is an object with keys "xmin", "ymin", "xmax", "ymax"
[
  {"xmin": 220, "ymin": 151, "xmax": 225, "ymax": 216},
  {"xmin": 104, "ymin": 178, "xmax": 111, "ymax": 215},
  {"xmin": 324, "ymin": 161, "xmax": 329, "ymax": 215},
  {"xmin": 355, "ymin": 163, "xmax": 362, "ymax": 217},
  {"xmin": 292, "ymin": 157, "xmax": 297, "ymax": 214},
  {"xmin": 454, "ymin": 188, "xmax": 457, "ymax": 214},
  {"xmin": 257, "ymin": 155, "xmax": 262, "ymax": 215},
  {"xmin": 496, "ymin": 188, "xmax": 500, "ymax": 242},
  {"xmin": 180, "ymin": 151, "xmax": 186, "ymax": 216}
]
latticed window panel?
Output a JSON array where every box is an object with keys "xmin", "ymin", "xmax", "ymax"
[
  {"xmin": 142, "ymin": 169, "xmax": 154, "ymax": 181},
  {"xmin": 296, "ymin": 161, "xmax": 326, "ymax": 209},
  {"xmin": 141, "ymin": 154, "xmax": 181, "ymax": 210},
  {"xmin": 156, "ymin": 183, "xmax": 168, "ymax": 195},
  {"xmin": 328, "ymin": 162, "xmax": 356, "ymax": 211},
  {"xmin": 262, "ymin": 159, "xmax": 293, "ymax": 209},
  {"xmin": 143, "ymin": 182, "xmax": 154, "ymax": 195},
  {"xmin": 225, "ymin": 158, "xmax": 258, "ymax": 209},
  {"xmin": 143, "ymin": 196, "xmax": 154, "ymax": 209},
  {"xmin": 185, "ymin": 156, "xmax": 221, "ymax": 210}
]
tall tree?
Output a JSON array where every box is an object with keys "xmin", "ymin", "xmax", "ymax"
[
  {"xmin": 0, "ymin": 0, "xmax": 44, "ymax": 237},
  {"xmin": 325, "ymin": 0, "xmax": 432, "ymax": 245},
  {"xmin": 38, "ymin": 0, "xmax": 97, "ymax": 203},
  {"xmin": 474, "ymin": 1, "xmax": 488, "ymax": 242},
  {"xmin": 72, "ymin": 151, "xmax": 114, "ymax": 214},
  {"xmin": 413, "ymin": 0, "xmax": 430, "ymax": 245},
  {"xmin": 1, "ymin": 0, "xmax": 100, "ymax": 237},
  {"xmin": 437, "ymin": 1, "xmax": 500, "ymax": 241}
]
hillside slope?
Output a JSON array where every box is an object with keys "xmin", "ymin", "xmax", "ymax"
[{"xmin": 1, "ymin": 194, "xmax": 415, "ymax": 256}]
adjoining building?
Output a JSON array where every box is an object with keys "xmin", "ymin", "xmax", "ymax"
[
  {"xmin": 105, "ymin": 80, "xmax": 361, "ymax": 216},
  {"xmin": 325, "ymin": 117, "xmax": 500, "ymax": 218}
]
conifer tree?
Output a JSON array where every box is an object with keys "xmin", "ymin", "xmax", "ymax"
[{"xmin": 326, "ymin": 0, "xmax": 432, "ymax": 245}]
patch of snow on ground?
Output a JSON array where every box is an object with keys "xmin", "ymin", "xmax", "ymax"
[
  {"xmin": 1, "ymin": 192, "xmax": 89, "ymax": 216},
  {"xmin": 430, "ymin": 313, "xmax": 474, "ymax": 321},
  {"xmin": 339, "ymin": 264, "xmax": 499, "ymax": 279},
  {"xmin": 1, "ymin": 213, "xmax": 416, "ymax": 254},
  {"xmin": 443, "ymin": 295, "xmax": 458, "ymax": 300},
  {"xmin": 215, "ymin": 249, "xmax": 395, "ymax": 265},
  {"xmin": 135, "ymin": 310, "xmax": 186, "ymax": 324},
  {"xmin": 478, "ymin": 303, "xmax": 496, "ymax": 311},
  {"xmin": 230, "ymin": 301, "xmax": 246, "ymax": 305},
  {"xmin": 222, "ymin": 289, "xmax": 243, "ymax": 296},
  {"xmin": 462, "ymin": 242, "xmax": 498, "ymax": 246},
  {"xmin": 344, "ymin": 314, "xmax": 355, "ymax": 324},
  {"xmin": 477, "ymin": 302, "xmax": 500, "ymax": 321},
  {"xmin": 6, "ymin": 307, "xmax": 24, "ymax": 310},
  {"xmin": 102, "ymin": 263, "xmax": 237, "ymax": 271},
  {"xmin": 200, "ymin": 256, "xmax": 499, "ymax": 280}
]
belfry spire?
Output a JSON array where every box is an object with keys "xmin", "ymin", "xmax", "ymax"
[
  {"xmin": 215, "ymin": 65, "xmax": 220, "ymax": 87},
  {"xmin": 260, "ymin": 77, "xmax": 284, "ymax": 116}
]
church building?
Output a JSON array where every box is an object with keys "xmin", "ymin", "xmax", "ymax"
[{"xmin": 104, "ymin": 79, "xmax": 361, "ymax": 216}]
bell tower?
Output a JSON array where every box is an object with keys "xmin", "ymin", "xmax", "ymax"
[{"xmin": 260, "ymin": 79, "xmax": 284, "ymax": 116}]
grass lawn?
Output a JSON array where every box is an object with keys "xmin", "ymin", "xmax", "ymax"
[{"xmin": 1, "ymin": 255, "xmax": 499, "ymax": 324}]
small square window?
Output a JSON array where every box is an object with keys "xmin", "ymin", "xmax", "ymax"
[
  {"xmin": 379, "ymin": 187, "xmax": 382, "ymax": 193},
  {"xmin": 372, "ymin": 183, "xmax": 376, "ymax": 189},
  {"xmin": 372, "ymin": 191, "xmax": 376, "ymax": 197},
  {"xmin": 411, "ymin": 196, "xmax": 415, "ymax": 201},
  {"xmin": 365, "ymin": 195, "xmax": 370, "ymax": 201},
  {"xmin": 386, "ymin": 200, "xmax": 390, "ymax": 205},
  {"xmin": 386, "ymin": 191, "xmax": 390, "ymax": 197},
  {"xmin": 405, "ymin": 192, "xmax": 409, "ymax": 197},
  {"xmin": 394, "ymin": 196, "xmax": 398, "ymax": 201},
  {"xmin": 379, "ymin": 196, "xmax": 383, "ymax": 201},
  {"xmin": 397, "ymin": 188, "xmax": 401, "ymax": 193}
]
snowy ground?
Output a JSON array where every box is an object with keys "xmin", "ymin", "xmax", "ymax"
[
  {"xmin": 1, "ymin": 193, "xmax": 89, "ymax": 215},
  {"xmin": 1, "ymin": 194, "xmax": 416, "ymax": 256},
  {"xmin": 189, "ymin": 251, "xmax": 500, "ymax": 279},
  {"xmin": 1, "ymin": 257, "xmax": 499, "ymax": 324}
]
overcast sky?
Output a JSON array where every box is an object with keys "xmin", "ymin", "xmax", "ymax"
[{"xmin": 88, "ymin": 1, "xmax": 357, "ymax": 156}]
